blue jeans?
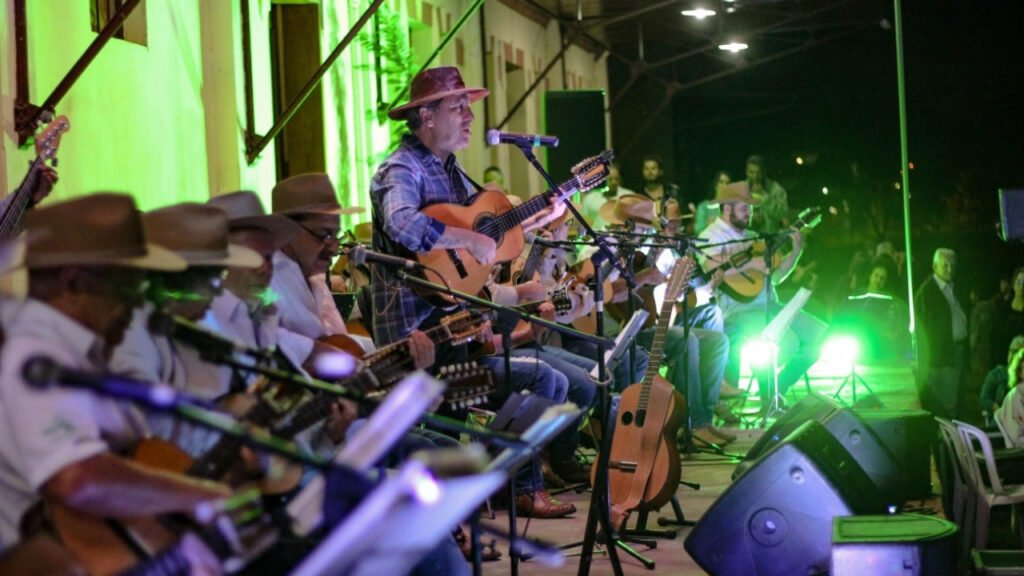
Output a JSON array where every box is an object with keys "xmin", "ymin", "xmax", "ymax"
[
  {"xmin": 477, "ymin": 355, "xmax": 568, "ymax": 493},
  {"xmin": 560, "ymin": 331, "xmax": 650, "ymax": 392},
  {"xmin": 638, "ymin": 326, "xmax": 729, "ymax": 428},
  {"xmin": 512, "ymin": 345, "xmax": 597, "ymax": 462},
  {"xmin": 724, "ymin": 306, "xmax": 828, "ymax": 397}
]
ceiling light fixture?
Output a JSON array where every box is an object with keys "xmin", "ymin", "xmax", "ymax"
[
  {"xmin": 718, "ymin": 41, "xmax": 748, "ymax": 53},
  {"xmin": 682, "ymin": 8, "xmax": 717, "ymax": 19}
]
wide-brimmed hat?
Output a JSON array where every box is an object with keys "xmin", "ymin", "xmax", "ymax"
[
  {"xmin": 599, "ymin": 194, "xmax": 657, "ymax": 227},
  {"xmin": 23, "ymin": 193, "xmax": 186, "ymax": 271},
  {"xmin": 143, "ymin": 203, "xmax": 262, "ymax": 269},
  {"xmin": 272, "ymin": 173, "xmax": 364, "ymax": 217},
  {"xmin": 208, "ymin": 190, "xmax": 300, "ymax": 249},
  {"xmin": 713, "ymin": 181, "xmax": 762, "ymax": 206},
  {"xmin": 387, "ymin": 67, "xmax": 489, "ymax": 120}
]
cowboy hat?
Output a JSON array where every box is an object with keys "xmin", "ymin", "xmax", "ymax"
[
  {"xmin": 23, "ymin": 193, "xmax": 185, "ymax": 271},
  {"xmin": 713, "ymin": 181, "xmax": 762, "ymax": 206},
  {"xmin": 387, "ymin": 67, "xmax": 489, "ymax": 120},
  {"xmin": 143, "ymin": 203, "xmax": 262, "ymax": 269},
  {"xmin": 208, "ymin": 190, "xmax": 300, "ymax": 249},
  {"xmin": 272, "ymin": 173, "xmax": 364, "ymax": 216},
  {"xmin": 599, "ymin": 194, "xmax": 657, "ymax": 227}
]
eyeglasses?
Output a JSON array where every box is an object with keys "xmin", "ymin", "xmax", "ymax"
[{"xmin": 297, "ymin": 222, "xmax": 341, "ymax": 245}]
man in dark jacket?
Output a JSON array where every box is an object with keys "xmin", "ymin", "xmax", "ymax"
[{"xmin": 915, "ymin": 248, "xmax": 968, "ymax": 418}]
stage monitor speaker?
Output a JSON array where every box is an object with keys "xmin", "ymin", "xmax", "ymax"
[
  {"xmin": 831, "ymin": 514, "xmax": 957, "ymax": 576},
  {"xmin": 733, "ymin": 392, "xmax": 841, "ymax": 478},
  {"xmin": 999, "ymin": 188, "xmax": 1024, "ymax": 241},
  {"xmin": 686, "ymin": 421, "xmax": 887, "ymax": 576},
  {"xmin": 543, "ymin": 91, "xmax": 607, "ymax": 181},
  {"xmin": 858, "ymin": 409, "xmax": 935, "ymax": 503},
  {"xmin": 735, "ymin": 394, "xmax": 904, "ymax": 506}
]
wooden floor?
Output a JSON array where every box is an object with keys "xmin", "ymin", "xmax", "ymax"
[{"xmin": 479, "ymin": 360, "xmax": 942, "ymax": 575}]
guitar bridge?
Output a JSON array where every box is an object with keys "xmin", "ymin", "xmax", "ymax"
[{"xmin": 446, "ymin": 249, "xmax": 469, "ymax": 278}]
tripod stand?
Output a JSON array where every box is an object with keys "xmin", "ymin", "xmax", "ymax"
[{"xmin": 832, "ymin": 362, "xmax": 879, "ymax": 406}]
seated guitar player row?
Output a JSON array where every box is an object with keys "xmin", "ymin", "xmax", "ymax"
[{"xmin": 0, "ymin": 65, "xmax": 827, "ymax": 574}]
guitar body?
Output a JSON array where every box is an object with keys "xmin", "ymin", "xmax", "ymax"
[
  {"xmin": 319, "ymin": 332, "xmax": 369, "ymax": 359},
  {"xmin": 720, "ymin": 271, "xmax": 765, "ymax": 302},
  {"xmin": 418, "ymin": 190, "xmax": 525, "ymax": 298},
  {"xmin": 47, "ymin": 502, "xmax": 178, "ymax": 576},
  {"xmin": 597, "ymin": 375, "xmax": 685, "ymax": 530}
]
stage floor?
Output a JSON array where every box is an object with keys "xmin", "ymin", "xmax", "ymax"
[{"xmin": 480, "ymin": 360, "xmax": 940, "ymax": 575}]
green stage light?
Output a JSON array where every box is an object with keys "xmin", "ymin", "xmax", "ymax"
[
  {"xmin": 741, "ymin": 338, "xmax": 778, "ymax": 370},
  {"xmin": 819, "ymin": 334, "xmax": 861, "ymax": 375}
]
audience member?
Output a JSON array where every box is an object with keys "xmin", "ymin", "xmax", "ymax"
[{"xmin": 914, "ymin": 248, "xmax": 968, "ymax": 419}]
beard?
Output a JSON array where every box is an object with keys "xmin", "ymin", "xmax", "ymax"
[{"xmin": 728, "ymin": 212, "xmax": 749, "ymax": 230}]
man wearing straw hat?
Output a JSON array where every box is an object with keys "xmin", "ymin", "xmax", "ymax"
[
  {"xmin": 698, "ymin": 181, "xmax": 826, "ymax": 406},
  {"xmin": 110, "ymin": 203, "xmax": 264, "ymax": 457},
  {"xmin": 0, "ymin": 194, "xmax": 231, "ymax": 562}
]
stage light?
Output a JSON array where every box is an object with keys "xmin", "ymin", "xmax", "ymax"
[
  {"xmin": 822, "ymin": 186, "xmax": 829, "ymax": 195},
  {"xmin": 682, "ymin": 8, "xmax": 717, "ymax": 19},
  {"xmin": 819, "ymin": 334, "xmax": 861, "ymax": 375},
  {"xmin": 742, "ymin": 338, "xmax": 778, "ymax": 369},
  {"xmin": 796, "ymin": 156, "xmax": 805, "ymax": 165},
  {"xmin": 718, "ymin": 41, "xmax": 748, "ymax": 53}
]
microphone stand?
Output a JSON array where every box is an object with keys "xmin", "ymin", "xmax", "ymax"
[{"xmin": 511, "ymin": 142, "xmax": 635, "ymax": 576}]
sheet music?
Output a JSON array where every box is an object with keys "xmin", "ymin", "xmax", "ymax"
[{"xmin": 760, "ymin": 287, "xmax": 812, "ymax": 343}]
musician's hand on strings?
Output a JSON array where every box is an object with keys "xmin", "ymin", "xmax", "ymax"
[
  {"xmin": 325, "ymin": 399, "xmax": 359, "ymax": 444},
  {"xmin": 524, "ymin": 199, "xmax": 567, "ymax": 232},
  {"xmin": 465, "ymin": 232, "xmax": 497, "ymax": 265},
  {"xmin": 407, "ymin": 329, "xmax": 436, "ymax": 370},
  {"xmin": 32, "ymin": 165, "xmax": 58, "ymax": 206}
]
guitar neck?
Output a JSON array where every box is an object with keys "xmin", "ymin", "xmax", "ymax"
[
  {"xmin": 494, "ymin": 179, "xmax": 577, "ymax": 236},
  {"xmin": 516, "ymin": 240, "xmax": 546, "ymax": 285},
  {"xmin": 0, "ymin": 157, "xmax": 44, "ymax": 240},
  {"xmin": 187, "ymin": 401, "xmax": 278, "ymax": 480}
]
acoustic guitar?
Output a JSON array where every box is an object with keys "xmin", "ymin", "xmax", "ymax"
[
  {"xmin": 0, "ymin": 115, "xmax": 69, "ymax": 240},
  {"xmin": 716, "ymin": 206, "xmax": 822, "ymax": 303},
  {"xmin": 594, "ymin": 256, "xmax": 694, "ymax": 531},
  {"xmin": 416, "ymin": 151, "xmax": 613, "ymax": 302},
  {"xmin": 46, "ymin": 489, "xmax": 275, "ymax": 576}
]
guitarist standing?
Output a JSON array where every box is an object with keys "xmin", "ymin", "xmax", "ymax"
[{"xmin": 698, "ymin": 182, "xmax": 827, "ymax": 406}]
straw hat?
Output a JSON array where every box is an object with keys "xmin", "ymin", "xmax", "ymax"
[
  {"xmin": 143, "ymin": 203, "xmax": 262, "ymax": 268},
  {"xmin": 387, "ymin": 67, "xmax": 489, "ymax": 120},
  {"xmin": 713, "ymin": 181, "xmax": 762, "ymax": 206},
  {"xmin": 23, "ymin": 193, "xmax": 185, "ymax": 271},
  {"xmin": 599, "ymin": 194, "xmax": 657, "ymax": 227},
  {"xmin": 208, "ymin": 190, "xmax": 300, "ymax": 248},
  {"xmin": 272, "ymin": 173, "xmax": 364, "ymax": 216}
]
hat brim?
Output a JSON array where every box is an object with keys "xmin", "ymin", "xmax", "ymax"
[
  {"xmin": 275, "ymin": 204, "xmax": 365, "ymax": 216},
  {"xmin": 387, "ymin": 87, "xmax": 490, "ymax": 120},
  {"xmin": 715, "ymin": 197, "xmax": 762, "ymax": 206},
  {"xmin": 176, "ymin": 244, "xmax": 263, "ymax": 269},
  {"xmin": 229, "ymin": 215, "xmax": 301, "ymax": 249},
  {"xmin": 109, "ymin": 243, "xmax": 188, "ymax": 272}
]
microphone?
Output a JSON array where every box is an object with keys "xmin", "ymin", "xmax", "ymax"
[
  {"xmin": 148, "ymin": 311, "xmax": 276, "ymax": 363},
  {"xmin": 22, "ymin": 356, "xmax": 215, "ymax": 410},
  {"xmin": 344, "ymin": 245, "xmax": 422, "ymax": 271},
  {"xmin": 524, "ymin": 233, "xmax": 560, "ymax": 250},
  {"xmin": 485, "ymin": 129, "xmax": 559, "ymax": 148}
]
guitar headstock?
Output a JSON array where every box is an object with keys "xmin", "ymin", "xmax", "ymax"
[
  {"xmin": 665, "ymin": 256, "xmax": 696, "ymax": 303},
  {"xmin": 437, "ymin": 362, "xmax": 496, "ymax": 410},
  {"xmin": 439, "ymin": 310, "xmax": 487, "ymax": 344},
  {"xmin": 567, "ymin": 150, "xmax": 615, "ymax": 195},
  {"xmin": 34, "ymin": 115, "xmax": 70, "ymax": 163}
]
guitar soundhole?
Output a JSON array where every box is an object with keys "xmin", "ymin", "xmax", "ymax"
[
  {"xmin": 473, "ymin": 213, "xmax": 503, "ymax": 247},
  {"xmin": 621, "ymin": 411, "xmax": 634, "ymax": 426}
]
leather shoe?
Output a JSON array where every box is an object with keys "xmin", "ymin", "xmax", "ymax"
[
  {"xmin": 691, "ymin": 426, "xmax": 726, "ymax": 446},
  {"xmin": 707, "ymin": 425, "xmax": 737, "ymax": 443},
  {"xmin": 516, "ymin": 490, "xmax": 576, "ymax": 519},
  {"xmin": 551, "ymin": 458, "xmax": 592, "ymax": 486},
  {"xmin": 719, "ymin": 381, "xmax": 747, "ymax": 399},
  {"xmin": 714, "ymin": 403, "xmax": 741, "ymax": 424}
]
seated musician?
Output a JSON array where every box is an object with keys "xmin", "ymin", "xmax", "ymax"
[
  {"xmin": 370, "ymin": 66, "xmax": 575, "ymax": 518},
  {"xmin": 599, "ymin": 195, "xmax": 734, "ymax": 445},
  {"xmin": 697, "ymin": 181, "xmax": 827, "ymax": 408},
  {"xmin": 0, "ymin": 194, "xmax": 231, "ymax": 566},
  {"xmin": 270, "ymin": 172, "xmax": 437, "ymax": 370},
  {"xmin": 109, "ymin": 203, "xmax": 263, "ymax": 457}
]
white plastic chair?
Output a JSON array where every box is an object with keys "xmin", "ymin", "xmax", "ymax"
[
  {"xmin": 955, "ymin": 420, "xmax": 1024, "ymax": 549},
  {"xmin": 936, "ymin": 417, "xmax": 974, "ymax": 558}
]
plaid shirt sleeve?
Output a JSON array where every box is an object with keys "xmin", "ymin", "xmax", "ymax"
[{"xmin": 372, "ymin": 160, "xmax": 446, "ymax": 253}]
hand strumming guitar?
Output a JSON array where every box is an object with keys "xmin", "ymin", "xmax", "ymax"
[
  {"xmin": 407, "ymin": 329, "xmax": 436, "ymax": 369},
  {"xmin": 32, "ymin": 165, "xmax": 58, "ymax": 206},
  {"xmin": 438, "ymin": 227, "xmax": 496, "ymax": 265}
]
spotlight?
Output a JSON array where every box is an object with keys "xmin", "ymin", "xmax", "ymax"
[
  {"xmin": 682, "ymin": 8, "xmax": 717, "ymax": 19},
  {"xmin": 796, "ymin": 156, "xmax": 805, "ymax": 165},
  {"xmin": 819, "ymin": 334, "xmax": 861, "ymax": 375},
  {"xmin": 742, "ymin": 338, "xmax": 778, "ymax": 369},
  {"xmin": 718, "ymin": 41, "xmax": 749, "ymax": 53}
]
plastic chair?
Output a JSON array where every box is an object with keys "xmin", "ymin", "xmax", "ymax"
[
  {"xmin": 955, "ymin": 420, "xmax": 1024, "ymax": 550},
  {"xmin": 936, "ymin": 417, "xmax": 975, "ymax": 559}
]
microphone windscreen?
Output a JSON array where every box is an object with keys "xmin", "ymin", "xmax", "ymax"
[{"xmin": 485, "ymin": 129, "xmax": 501, "ymax": 146}]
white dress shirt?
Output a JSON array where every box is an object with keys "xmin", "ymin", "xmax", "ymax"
[{"xmin": 0, "ymin": 299, "xmax": 147, "ymax": 549}]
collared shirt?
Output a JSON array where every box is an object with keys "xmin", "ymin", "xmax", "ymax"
[
  {"xmin": 697, "ymin": 218, "xmax": 771, "ymax": 318},
  {"xmin": 270, "ymin": 251, "xmax": 374, "ymax": 355},
  {"xmin": 206, "ymin": 289, "xmax": 310, "ymax": 374},
  {"xmin": 109, "ymin": 306, "xmax": 230, "ymax": 458},
  {"xmin": 0, "ymin": 299, "xmax": 147, "ymax": 549},
  {"xmin": 934, "ymin": 275, "xmax": 968, "ymax": 343},
  {"xmin": 369, "ymin": 133, "xmax": 475, "ymax": 345}
]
